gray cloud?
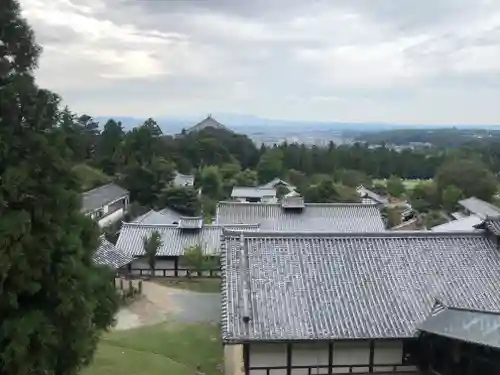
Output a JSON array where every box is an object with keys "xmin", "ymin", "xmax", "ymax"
[{"xmin": 19, "ymin": 0, "xmax": 500, "ymax": 124}]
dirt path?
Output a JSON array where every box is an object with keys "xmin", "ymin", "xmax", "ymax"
[{"xmin": 113, "ymin": 281, "xmax": 220, "ymax": 330}]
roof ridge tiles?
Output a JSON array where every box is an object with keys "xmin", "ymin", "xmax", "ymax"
[
  {"xmin": 222, "ymin": 229, "xmax": 485, "ymax": 239},
  {"xmin": 218, "ymin": 200, "xmax": 377, "ymax": 207},
  {"xmin": 81, "ymin": 182, "xmax": 124, "ymax": 195},
  {"xmin": 122, "ymin": 222, "xmax": 260, "ymax": 228}
]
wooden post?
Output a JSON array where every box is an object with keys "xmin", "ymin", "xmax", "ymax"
[
  {"xmin": 328, "ymin": 342, "xmax": 333, "ymax": 375},
  {"xmin": 369, "ymin": 340, "xmax": 375, "ymax": 372},
  {"xmin": 243, "ymin": 344, "xmax": 250, "ymax": 375},
  {"xmin": 138, "ymin": 280, "xmax": 142, "ymax": 294},
  {"xmin": 286, "ymin": 344, "xmax": 292, "ymax": 375},
  {"xmin": 119, "ymin": 278, "xmax": 123, "ymax": 290}
]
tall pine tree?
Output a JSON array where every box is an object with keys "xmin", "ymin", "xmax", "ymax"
[{"xmin": 0, "ymin": 1, "xmax": 118, "ymax": 374}]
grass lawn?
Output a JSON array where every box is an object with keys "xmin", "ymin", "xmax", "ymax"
[
  {"xmin": 154, "ymin": 278, "xmax": 221, "ymax": 293},
  {"xmin": 83, "ymin": 322, "xmax": 222, "ymax": 375}
]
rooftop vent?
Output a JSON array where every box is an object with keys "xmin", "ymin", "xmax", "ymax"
[
  {"xmin": 281, "ymin": 195, "xmax": 305, "ymax": 210},
  {"xmin": 239, "ymin": 233, "xmax": 251, "ymax": 323},
  {"xmin": 177, "ymin": 216, "xmax": 204, "ymax": 230}
]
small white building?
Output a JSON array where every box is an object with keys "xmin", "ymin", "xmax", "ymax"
[
  {"xmin": 231, "ymin": 186, "xmax": 277, "ymax": 203},
  {"xmin": 81, "ymin": 183, "xmax": 129, "ymax": 228},
  {"xmin": 221, "ymin": 229, "xmax": 500, "ymax": 375},
  {"xmin": 173, "ymin": 172, "xmax": 195, "ymax": 187}
]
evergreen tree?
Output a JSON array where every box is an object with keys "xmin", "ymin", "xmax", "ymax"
[{"xmin": 0, "ymin": 2, "xmax": 118, "ymax": 374}]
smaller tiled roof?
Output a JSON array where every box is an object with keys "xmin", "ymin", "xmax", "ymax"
[
  {"xmin": 431, "ymin": 215, "xmax": 483, "ymax": 232},
  {"xmin": 178, "ymin": 216, "xmax": 204, "ymax": 229},
  {"xmin": 93, "ymin": 238, "xmax": 134, "ymax": 269},
  {"xmin": 216, "ymin": 201, "xmax": 385, "ymax": 232},
  {"xmin": 458, "ymin": 197, "xmax": 500, "ymax": 219},
  {"xmin": 221, "ymin": 230, "xmax": 500, "ymax": 343},
  {"xmin": 260, "ymin": 178, "xmax": 296, "ymax": 191},
  {"xmin": 132, "ymin": 209, "xmax": 182, "ymax": 225},
  {"xmin": 231, "ymin": 187, "xmax": 276, "ymax": 199},
  {"xmin": 173, "ymin": 172, "xmax": 194, "ymax": 187},
  {"xmin": 356, "ymin": 185, "xmax": 389, "ymax": 206},
  {"xmin": 474, "ymin": 216, "xmax": 500, "ymax": 236},
  {"xmin": 116, "ymin": 223, "xmax": 260, "ymax": 257},
  {"xmin": 81, "ymin": 183, "xmax": 128, "ymax": 213},
  {"xmin": 418, "ymin": 307, "xmax": 500, "ymax": 349}
]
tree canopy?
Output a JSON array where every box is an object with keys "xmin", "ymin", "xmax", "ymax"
[
  {"xmin": 435, "ymin": 158, "xmax": 497, "ymax": 201},
  {"xmin": 0, "ymin": 1, "xmax": 118, "ymax": 373}
]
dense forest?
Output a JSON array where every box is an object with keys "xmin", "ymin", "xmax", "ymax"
[{"xmin": 59, "ymin": 113, "xmax": 500, "ymax": 228}]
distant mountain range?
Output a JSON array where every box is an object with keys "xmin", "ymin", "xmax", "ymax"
[{"xmin": 94, "ymin": 114, "xmax": 500, "ymax": 136}]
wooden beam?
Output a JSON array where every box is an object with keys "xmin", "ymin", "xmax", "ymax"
[
  {"xmin": 328, "ymin": 342, "xmax": 333, "ymax": 375},
  {"xmin": 286, "ymin": 343, "xmax": 292, "ymax": 375},
  {"xmin": 243, "ymin": 344, "xmax": 250, "ymax": 375},
  {"xmin": 369, "ymin": 340, "xmax": 375, "ymax": 372}
]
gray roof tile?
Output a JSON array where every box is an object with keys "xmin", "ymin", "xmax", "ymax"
[
  {"xmin": 116, "ymin": 223, "xmax": 260, "ymax": 257},
  {"xmin": 132, "ymin": 209, "xmax": 182, "ymax": 225},
  {"xmin": 431, "ymin": 215, "xmax": 483, "ymax": 232},
  {"xmin": 221, "ymin": 230, "xmax": 500, "ymax": 343},
  {"xmin": 216, "ymin": 202, "xmax": 385, "ymax": 232},
  {"xmin": 178, "ymin": 216, "xmax": 204, "ymax": 229},
  {"xmin": 93, "ymin": 238, "xmax": 134, "ymax": 269},
  {"xmin": 81, "ymin": 183, "xmax": 128, "ymax": 213},
  {"xmin": 186, "ymin": 116, "xmax": 233, "ymax": 133},
  {"xmin": 418, "ymin": 307, "xmax": 500, "ymax": 349},
  {"xmin": 231, "ymin": 187, "xmax": 276, "ymax": 199},
  {"xmin": 458, "ymin": 197, "xmax": 500, "ymax": 218},
  {"xmin": 474, "ymin": 216, "xmax": 500, "ymax": 236}
]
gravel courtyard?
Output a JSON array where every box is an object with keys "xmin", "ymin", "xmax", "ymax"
[{"xmin": 114, "ymin": 281, "xmax": 221, "ymax": 330}]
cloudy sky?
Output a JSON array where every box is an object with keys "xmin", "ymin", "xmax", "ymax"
[{"xmin": 20, "ymin": 0, "xmax": 500, "ymax": 124}]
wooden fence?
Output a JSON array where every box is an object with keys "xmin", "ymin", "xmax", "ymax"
[{"xmin": 129, "ymin": 268, "xmax": 220, "ymax": 278}]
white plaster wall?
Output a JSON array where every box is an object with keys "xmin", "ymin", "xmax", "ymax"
[
  {"xmin": 262, "ymin": 196, "xmax": 277, "ymax": 204},
  {"xmin": 250, "ymin": 343, "xmax": 287, "ymax": 375},
  {"xmin": 248, "ymin": 341, "xmax": 417, "ymax": 375},
  {"xmin": 97, "ymin": 208, "xmax": 124, "ymax": 228}
]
